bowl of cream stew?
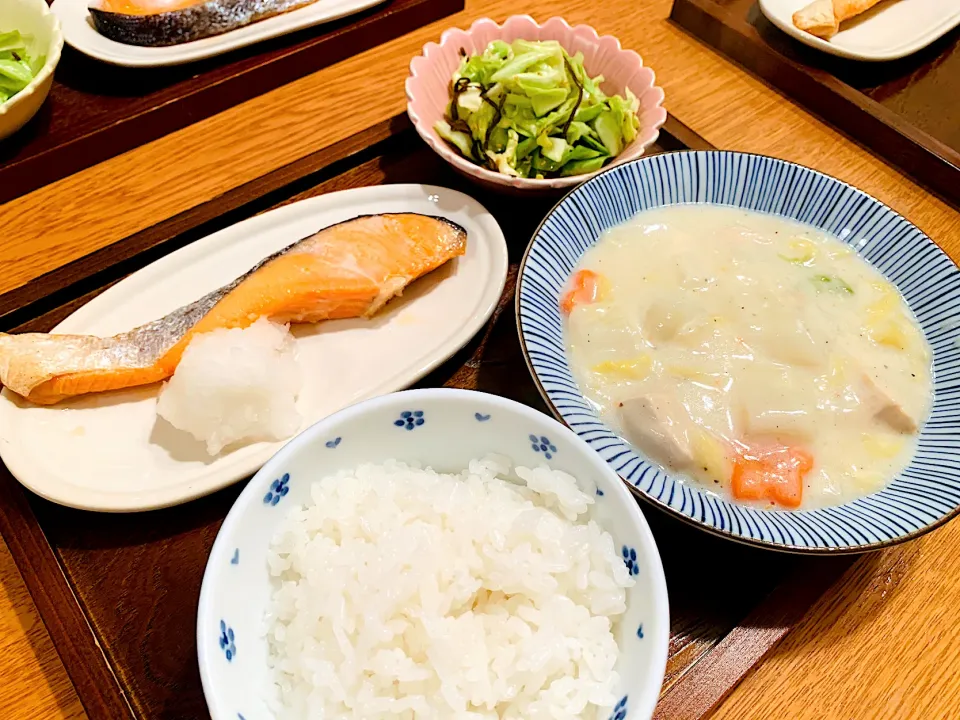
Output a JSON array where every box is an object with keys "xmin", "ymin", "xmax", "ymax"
[{"xmin": 516, "ymin": 151, "xmax": 960, "ymax": 552}]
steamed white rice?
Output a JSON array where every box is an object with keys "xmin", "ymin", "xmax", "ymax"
[{"xmin": 265, "ymin": 455, "xmax": 634, "ymax": 719}]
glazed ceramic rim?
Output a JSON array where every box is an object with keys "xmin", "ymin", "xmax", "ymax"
[
  {"xmin": 405, "ymin": 14, "xmax": 667, "ymax": 191},
  {"xmin": 0, "ymin": 184, "xmax": 510, "ymax": 512},
  {"xmin": 757, "ymin": 0, "xmax": 960, "ymax": 62},
  {"xmin": 515, "ymin": 149, "xmax": 960, "ymax": 555},
  {"xmin": 0, "ymin": 0, "xmax": 63, "ymax": 116},
  {"xmin": 198, "ymin": 387, "xmax": 671, "ymax": 720}
]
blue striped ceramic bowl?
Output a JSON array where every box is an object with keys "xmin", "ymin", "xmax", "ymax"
[{"xmin": 516, "ymin": 150, "xmax": 960, "ymax": 553}]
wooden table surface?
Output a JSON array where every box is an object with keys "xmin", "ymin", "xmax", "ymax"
[{"xmin": 2, "ymin": 0, "xmax": 959, "ymax": 718}]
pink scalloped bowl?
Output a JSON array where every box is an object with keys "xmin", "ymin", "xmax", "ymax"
[{"xmin": 406, "ymin": 15, "xmax": 667, "ymax": 194}]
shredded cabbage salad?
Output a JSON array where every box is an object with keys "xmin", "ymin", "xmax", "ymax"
[
  {"xmin": 0, "ymin": 31, "xmax": 45, "ymax": 105},
  {"xmin": 435, "ymin": 39, "xmax": 642, "ymax": 179}
]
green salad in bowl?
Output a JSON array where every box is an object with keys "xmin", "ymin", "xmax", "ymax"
[
  {"xmin": 0, "ymin": 30, "xmax": 45, "ymax": 105},
  {"xmin": 435, "ymin": 39, "xmax": 642, "ymax": 180}
]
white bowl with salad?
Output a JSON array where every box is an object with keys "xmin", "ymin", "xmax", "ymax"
[
  {"xmin": 406, "ymin": 16, "xmax": 666, "ymax": 193},
  {"xmin": 0, "ymin": 0, "xmax": 63, "ymax": 142}
]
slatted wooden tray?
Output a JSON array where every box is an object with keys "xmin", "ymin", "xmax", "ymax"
[
  {"xmin": 0, "ymin": 114, "xmax": 855, "ymax": 720},
  {"xmin": 670, "ymin": 0, "xmax": 960, "ymax": 211},
  {"xmin": 0, "ymin": 0, "xmax": 463, "ymax": 205}
]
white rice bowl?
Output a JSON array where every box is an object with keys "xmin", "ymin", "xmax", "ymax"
[
  {"xmin": 266, "ymin": 456, "xmax": 633, "ymax": 719},
  {"xmin": 197, "ymin": 389, "xmax": 669, "ymax": 720}
]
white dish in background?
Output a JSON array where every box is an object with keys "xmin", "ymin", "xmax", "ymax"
[
  {"xmin": 759, "ymin": 0, "xmax": 960, "ymax": 62},
  {"xmin": 0, "ymin": 0, "xmax": 64, "ymax": 141},
  {"xmin": 0, "ymin": 184, "xmax": 508, "ymax": 512},
  {"xmin": 50, "ymin": 0, "xmax": 384, "ymax": 67}
]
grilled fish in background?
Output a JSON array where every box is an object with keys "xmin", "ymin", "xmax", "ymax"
[
  {"xmin": 89, "ymin": 0, "xmax": 321, "ymax": 46},
  {"xmin": 0, "ymin": 214, "xmax": 467, "ymax": 405}
]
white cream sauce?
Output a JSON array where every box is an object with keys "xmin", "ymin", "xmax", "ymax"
[{"xmin": 564, "ymin": 205, "xmax": 932, "ymax": 510}]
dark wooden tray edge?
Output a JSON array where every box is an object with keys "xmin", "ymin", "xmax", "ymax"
[
  {"xmin": 0, "ymin": 479, "xmax": 135, "ymax": 719},
  {"xmin": 669, "ymin": 0, "xmax": 960, "ymax": 211},
  {"xmin": 653, "ymin": 556, "xmax": 853, "ymax": 719},
  {"xmin": 0, "ymin": 112, "xmax": 850, "ymax": 720},
  {"xmin": 0, "ymin": 116, "xmax": 408, "ymax": 328},
  {"xmin": 0, "ymin": 0, "xmax": 464, "ymax": 205},
  {"xmin": 0, "ymin": 114, "xmax": 710, "ymax": 330},
  {"xmin": 0, "ymin": 117, "xmax": 412, "ymax": 720}
]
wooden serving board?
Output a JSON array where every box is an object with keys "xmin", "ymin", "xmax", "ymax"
[
  {"xmin": 0, "ymin": 115, "xmax": 855, "ymax": 720},
  {"xmin": 0, "ymin": 0, "xmax": 463, "ymax": 205},
  {"xmin": 669, "ymin": 0, "xmax": 960, "ymax": 211}
]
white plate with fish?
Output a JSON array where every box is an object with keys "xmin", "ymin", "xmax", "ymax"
[
  {"xmin": 0, "ymin": 184, "xmax": 508, "ymax": 512},
  {"xmin": 51, "ymin": 0, "xmax": 385, "ymax": 67},
  {"xmin": 759, "ymin": 0, "xmax": 960, "ymax": 61}
]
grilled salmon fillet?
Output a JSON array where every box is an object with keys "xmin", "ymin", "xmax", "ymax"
[
  {"xmin": 89, "ymin": 0, "xmax": 321, "ymax": 46},
  {"xmin": 0, "ymin": 213, "xmax": 467, "ymax": 405}
]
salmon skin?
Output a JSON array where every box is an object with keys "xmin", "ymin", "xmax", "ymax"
[
  {"xmin": 0, "ymin": 213, "xmax": 467, "ymax": 406},
  {"xmin": 89, "ymin": 0, "xmax": 320, "ymax": 47}
]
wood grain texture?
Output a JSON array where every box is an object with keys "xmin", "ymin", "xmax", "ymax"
[
  {"xmin": 0, "ymin": 0, "xmax": 464, "ymax": 204},
  {"xmin": 0, "ymin": 545, "xmax": 86, "ymax": 720},
  {"xmin": 670, "ymin": 0, "xmax": 960, "ymax": 209},
  {"xmin": 0, "ymin": 0, "xmax": 958, "ymax": 718},
  {"xmin": 2, "ymin": 0, "xmax": 957, "ymax": 300},
  {"xmin": 0, "ymin": 450, "xmax": 133, "ymax": 719},
  {"xmin": 0, "ymin": 113, "xmax": 700, "ymax": 326},
  {"xmin": 653, "ymin": 555, "xmax": 854, "ymax": 720},
  {"xmin": 0, "ymin": 117, "xmax": 407, "ymax": 324},
  {"xmin": 7, "ymin": 124, "xmax": 825, "ymax": 720},
  {"xmin": 712, "ymin": 517, "xmax": 960, "ymax": 720}
]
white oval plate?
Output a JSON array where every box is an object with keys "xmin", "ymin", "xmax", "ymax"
[
  {"xmin": 51, "ymin": 0, "xmax": 384, "ymax": 67},
  {"xmin": 759, "ymin": 0, "xmax": 960, "ymax": 62},
  {"xmin": 0, "ymin": 184, "xmax": 508, "ymax": 512}
]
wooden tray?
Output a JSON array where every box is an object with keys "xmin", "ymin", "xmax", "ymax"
[
  {"xmin": 0, "ymin": 0, "xmax": 463, "ymax": 206},
  {"xmin": 0, "ymin": 115, "xmax": 855, "ymax": 720},
  {"xmin": 670, "ymin": 0, "xmax": 960, "ymax": 211}
]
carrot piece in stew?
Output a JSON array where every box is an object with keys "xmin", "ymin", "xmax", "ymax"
[
  {"xmin": 560, "ymin": 269, "xmax": 602, "ymax": 314},
  {"xmin": 731, "ymin": 444, "xmax": 814, "ymax": 509}
]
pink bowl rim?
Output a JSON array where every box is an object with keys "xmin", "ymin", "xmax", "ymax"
[{"xmin": 405, "ymin": 15, "xmax": 668, "ymax": 191}]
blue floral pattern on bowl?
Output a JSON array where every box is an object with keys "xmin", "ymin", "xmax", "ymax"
[
  {"xmin": 197, "ymin": 388, "xmax": 670, "ymax": 720},
  {"xmin": 394, "ymin": 410, "xmax": 425, "ymax": 430},
  {"xmin": 263, "ymin": 473, "xmax": 290, "ymax": 506},
  {"xmin": 622, "ymin": 545, "xmax": 639, "ymax": 576},
  {"xmin": 219, "ymin": 621, "xmax": 236, "ymax": 662},
  {"xmin": 530, "ymin": 434, "xmax": 557, "ymax": 460},
  {"xmin": 609, "ymin": 695, "xmax": 628, "ymax": 720}
]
